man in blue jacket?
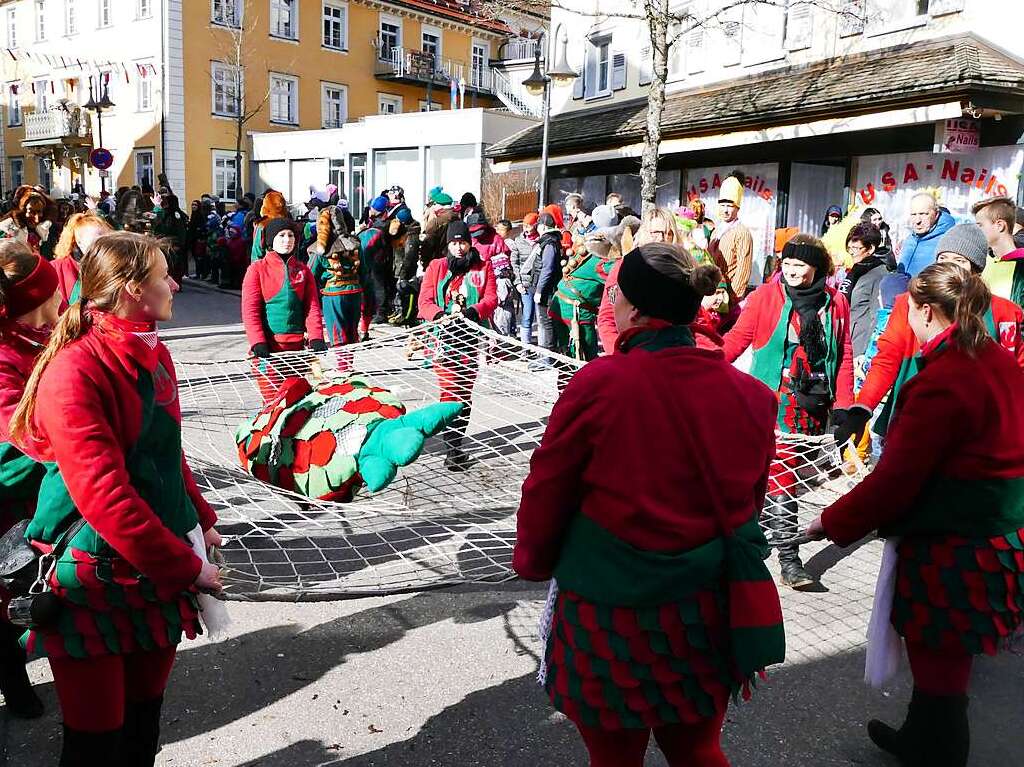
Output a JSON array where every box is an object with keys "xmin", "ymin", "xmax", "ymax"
[
  {"xmin": 898, "ymin": 192, "xmax": 956, "ymax": 276},
  {"xmin": 528, "ymin": 212, "xmax": 564, "ymax": 370}
]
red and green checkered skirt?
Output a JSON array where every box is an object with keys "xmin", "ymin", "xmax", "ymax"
[
  {"xmin": 892, "ymin": 527, "xmax": 1024, "ymax": 655},
  {"xmin": 23, "ymin": 546, "xmax": 202, "ymax": 660},
  {"xmin": 543, "ymin": 588, "xmax": 740, "ymax": 730}
]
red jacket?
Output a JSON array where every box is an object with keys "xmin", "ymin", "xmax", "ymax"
[
  {"xmin": 0, "ymin": 321, "xmax": 47, "ymax": 460},
  {"xmin": 858, "ymin": 292, "xmax": 1024, "ymax": 412},
  {"xmin": 513, "ymin": 339, "xmax": 778, "ymax": 581},
  {"xmin": 823, "ymin": 333, "xmax": 1024, "ymax": 546},
  {"xmin": 722, "ymin": 281, "xmax": 855, "ymax": 410},
  {"xmin": 418, "ymin": 255, "xmax": 498, "ymax": 322},
  {"xmin": 30, "ymin": 314, "xmax": 216, "ymax": 592},
  {"xmin": 52, "ymin": 258, "xmax": 80, "ymax": 307},
  {"xmin": 471, "ymin": 228, "xmax": 511, "ymax": 263},
  {"xmin": 241, "ymin": 252, "xmax": 323, "ymax": 349}
]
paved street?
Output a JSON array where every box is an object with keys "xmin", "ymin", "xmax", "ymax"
[{"xmin": 3, "ymin": 283, "xmax": 1022, "ymax": 766}]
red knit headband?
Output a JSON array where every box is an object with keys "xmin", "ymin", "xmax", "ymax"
[{"xmin": 0, "ymin": 256, "xmax": 58, "ymax": 319}]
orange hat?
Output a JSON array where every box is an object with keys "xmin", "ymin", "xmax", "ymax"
[
  {"xmin": 543, "ymin": 204, "xmax": 564, "ymax": 230},
  {"xmin": 523, "ymin": 212, "xmax": 539, "ymax": 226}
]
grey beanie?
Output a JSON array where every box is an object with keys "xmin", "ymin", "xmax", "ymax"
[
  {"xmin": 935, "ymin": 223, "xmax": 989, "ymax": 272},
  {"xmin": 591, "ymin": 204, "xmax": 619, "ymax": 230}
]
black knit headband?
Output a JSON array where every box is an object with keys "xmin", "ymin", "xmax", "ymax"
[{"xmin": 616, "ymin": 249, "xmax": 699, "ymax": 325}]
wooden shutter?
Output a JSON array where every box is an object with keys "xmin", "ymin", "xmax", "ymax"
[
  {"xmin": 785, "ymin": 4, "xmax": 812, "ymax": 50},
  {"xmin": 639, "ymin": 46, "xmax": 652, "ymax": 86},
  {"xmin": 611, "ymin": 50, "xmax": 627, "ymax": 90}
]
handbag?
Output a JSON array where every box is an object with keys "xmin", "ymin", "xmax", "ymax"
[{"xmin": 0, "ymin": 517, "xmax": 86, "ymax": 630}]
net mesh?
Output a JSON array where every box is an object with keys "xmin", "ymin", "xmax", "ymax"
[{"xmin": 177, "ymin": 317, "xmax": 867, "ymax": 601}]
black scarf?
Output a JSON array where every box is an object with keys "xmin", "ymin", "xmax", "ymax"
[
  {"xmin": 839, "ymin": 255, "xmax": 884, "ymax": 300},
  {"xmin": 785, "ymin": 273, "xmax": 828, "ymax": 371},
  {"xmin": 447, "ymin": 248, "xmax": 479, "ymax": 276}
]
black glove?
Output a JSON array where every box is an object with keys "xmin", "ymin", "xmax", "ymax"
[
  {"xmin": 251, "ymin": 343, "xmax": 271, "ymax": 359},
  {"xmin": 463, "ymin": 306, "xmax": 480, "ymax": 323},
  {"xmin": 309, "ymin": 339, "xmax": 328, "ymax": 353},
  {"xmin": 432, "ymin": 308, "xmax": 446, "ymax": 321},
  {"xmin": 833, "ymin": 405, "xmax": 871, "ymax": 448}
]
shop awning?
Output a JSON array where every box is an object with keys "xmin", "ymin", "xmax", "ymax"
[{"xmin": 486, "ymin": 33, "xmax": 1024, "ymax": 164}]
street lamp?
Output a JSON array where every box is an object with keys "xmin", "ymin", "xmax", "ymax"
[
  {"xmin": 84, "ymin": 78, "xmax": 115, "ymax": 193},
  {"xmin": 522, "ymin": 33, "xmax": 577, "ymax": 208}
]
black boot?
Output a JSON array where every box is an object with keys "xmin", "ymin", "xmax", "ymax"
[
  {"xmin": 868, "ymin": 689, "xmax": 969, "ymax": 767},
  {"xmin": 121, "ymin": 697, "xmax": 164, "ymax": 767},
  {"xmin": 767, "ymin": 498, "xmax": 816, "ymax": 590},
  {"xmin": 60, "ymin": 725, "xmax": 122, "ymax": 767},
  {"xmin": 0, "ymin": 621, "xmax": 43, "ymax": 719},
  {"xmin": 442, "ymin": 409, "xmax": 473, "ymax": 472}
]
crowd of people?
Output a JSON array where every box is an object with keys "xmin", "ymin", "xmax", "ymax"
[{"xmin": 0, "ymin": 168, "xmax": 1020, "ymax": 766}]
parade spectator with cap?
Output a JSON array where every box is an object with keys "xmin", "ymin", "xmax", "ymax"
[
  {"xmin": 898, "ymin": 192, "xmax": 955, "ymax": 277},
  {"xmin": 709, "ymin": 172, "xmax": 754, "ymax": 297},
  {"xmin": 841, "ymin": 222, "xmax": 1024, "ymax": 450},
  {"xmin": 421, "ymin": 187, "xmax": 457, "ymax": 266}
]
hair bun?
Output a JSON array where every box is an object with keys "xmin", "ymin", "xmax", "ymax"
[{"xmin": 689, "ymin": 263, "xmax": 722, "ymax": 297}]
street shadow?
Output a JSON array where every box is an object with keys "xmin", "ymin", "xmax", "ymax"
[{"xmin": 804, "ymin": 536, "xmax": 873, "ymax": 580}]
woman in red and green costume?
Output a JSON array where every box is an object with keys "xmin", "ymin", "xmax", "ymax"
[
  {"xmin": 548, "ymin": 230, "xmax": 614, "ymax": 361},
  {"xmin": 722, "ymin": 235, "xmax": 854, "ymax": 590},
  {"xmin": 242, "ymin": 219, "xmax": 327, "ymax": 402},
  {"xmin": 9, "ymin": 232, "xmax": 225, "ymax": 766},
  {"xmin": 515, "ymin": 244, "xmax": 784, "ymax": 767},
  {"xmin": 807, "ymin": 263, "xmax": 1024, "ymax": 767},
  {"xmin": 308, "ymin": 206, "xmax": 365, "ymax": 347},
  {"xmin": 418, "ymin": 220, "xmax": 497, "ymax": 471},
  {"xmin": 0, "ymin": 240, "xmax": 62, "ymax": 719}
]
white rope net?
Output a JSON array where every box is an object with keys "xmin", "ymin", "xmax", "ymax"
[{"xmin": 177, "ymin": 318, "xmax": 867, "ymax": 601}]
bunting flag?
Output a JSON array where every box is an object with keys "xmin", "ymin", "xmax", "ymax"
[
  {"xmin": 0, "ymin": 46, "xmax": 162, "ymax": 85},
  {"xmin": 449, "ymin": 77, "xmax": 457, "ymax": 110}
]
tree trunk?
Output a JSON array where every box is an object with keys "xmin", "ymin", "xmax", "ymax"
[{"xmin": 640, "ymin": 0, "xmax": 669, "ymax": 215}]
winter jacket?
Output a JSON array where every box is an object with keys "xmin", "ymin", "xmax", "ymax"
[
  {"xmin": 397, "ymin": 218, "xmax": 421, "ymax": 281},
  {"xmin": 531, "ymin": 230, "xmax": 563, "ymax": 304},
  {"xmin": 0, "ymin": 322, "xmax": 48, "ymax": 529},
  {"xmin": 847, "ymin": 260, "xmax": 888, "ymax": 358},
  {"xmin": 418, "ymin": 253, "xmax": 498, "ymax": 323},
  {"xmin": 897, "ymin": 209, "xmax": 956, "ymax": 277},
  {"xmin": 983, "ymin": 248, "xmax": 1024, "ymax": 307},
  {"xmin": 722, "ymin": 280, "xmax": 855, "ymax": 411},
  {"xmin": 514, "ymin": 324, "xmax": 778, "ymax": 579},
  {"xmin": 24, "ymin": 312, "xmax": 217, "ymax": 659},
  {"xmin": 823, "ymin": 332, "xmax": 1024, "ymax": 547},
  {"xmin": 710, "ymin": 222, "xmax": 754, "ymax": 296},
  {"xmin": 857, "ymin": 292, "xmax": 1023, "ymax": 433},
  {"xmin": 241, "ymin": 251, "xmax": 324, "ymax": 349},
  {"xmin": 420, "ymin": 205, "xmax": 457, "ymax": 265},
  {"xmin": 511, "ymin": 232, "xmax": 539, "ymax": 290},
  {"xmin": 471, "ymin": 227, "xmax": 511, "ymax": 263}
]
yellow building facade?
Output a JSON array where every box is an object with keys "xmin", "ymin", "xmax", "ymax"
[{"xmin": 0, "ymin": 0, "xmax": 507, "ymax": 203}]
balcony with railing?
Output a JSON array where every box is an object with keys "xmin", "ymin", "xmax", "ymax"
[
  {"xmin": 496, "ymin": 37, "xmax": 539, "ymax": 63},
  {"xmin": 373, "ymin": 39, "xmax": 492, "ymax": 94},
  {"xmin": 22, "ymin": 107, "xmax": 92, "ymax": 148}
]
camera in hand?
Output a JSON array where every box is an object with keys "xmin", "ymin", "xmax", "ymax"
[{"xmin": 7, "ymin": 592, "xmax": 62, "ymax": 630}]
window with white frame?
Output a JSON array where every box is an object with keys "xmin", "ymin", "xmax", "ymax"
[
  {"xmin": 422, "ymin": 25, "xmax": 441, "ymax": 64},
  {"xmin": 137, "ymin": 64, "xmax": 153, "ymax": 110},
  {"xmin": 64, "ymin": 0, "xmax": 76, "ymax": 34},
  {"xmin": 98, "ymin": 0, "xmax": 112, "ymax": 27},
  {"xmin": 212, "ymin": 0, "xmax": 241, "ymax": 26},
  {"xmin": 322, "ymin": 2, "xmax": 347, "ymax": 50},
  {"xmin": 137, "ymin": 0, "xmax": 151, "ymax": 18},
  {"xmin": 7, "ymin": 85, "xmax": 21, "ymax": 126},
  {"xmin": 211, "ymin": 62, "xmax": 241, "ymax": 116},
  {"xmin": 321, "ymin": 82, "xmax": 347, "ymax": 128},
  {"xmin": 134, "ymin": 148, "xmax": 154, "ymax": 188},
  {"xmin": 377, "ymin": 93, "xmax": 402, "ymax": 115},
  {"xmin": 471, "ymin": 41, "xmax": 489, "ymax": 89},
  {"xmin": 418, "ymin": 100, "xmax": 442, "ymax": 112},
  {"xmin": 329, "ymin": 158, "xmax": 345, "ymax": 194},
  {"xmin": 6, "ymin": 8, "xmax": 15, "ymax": 47},
  {"xmin": 34, "ymin": 0, "xmax": 45, "ymax": 41},
  {"xmin": 212, "ymin": 151, "xmax": 239, "ymax": 200},
  {"xmin": 270, "ymin": 0, "xmax": 297, "ymax": 39},
  {"xmin": 584, "ymin": 35, "xmax": 611, "ymax": 99},
  {"xmin": 378, "ymin": 16, "xmax": 401, "ymax": 60},
  {"xmin": 9, "ymin": 158, "xmax": 23, "ymax": 188},
  {"xmin": 868, "ymin": 0, "xmax": 929, "ymax": 33},
  {"xmin": 34, "ymin": 79, "xmax": 48, "ymax": 112},
  {"xmin": 270, "ymin": 73, "xmax": 298, "ymax": 123}
]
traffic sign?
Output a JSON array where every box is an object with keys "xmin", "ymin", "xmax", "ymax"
[{"xmin": 89, "ymin": 147, "xmax": 114, "ymax": 170}]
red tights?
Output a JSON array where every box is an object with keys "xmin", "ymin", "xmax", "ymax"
[
  {"xmin": 577, "ymin": 711, "xmax": 728, "ymax": 767},
  {"xmin": 49, "ymin": 648, "xmax": 177, "ymax": 732},
  {"xmin": 906, "ymin": 640, "xmax": 973, "ymax": 696}
]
